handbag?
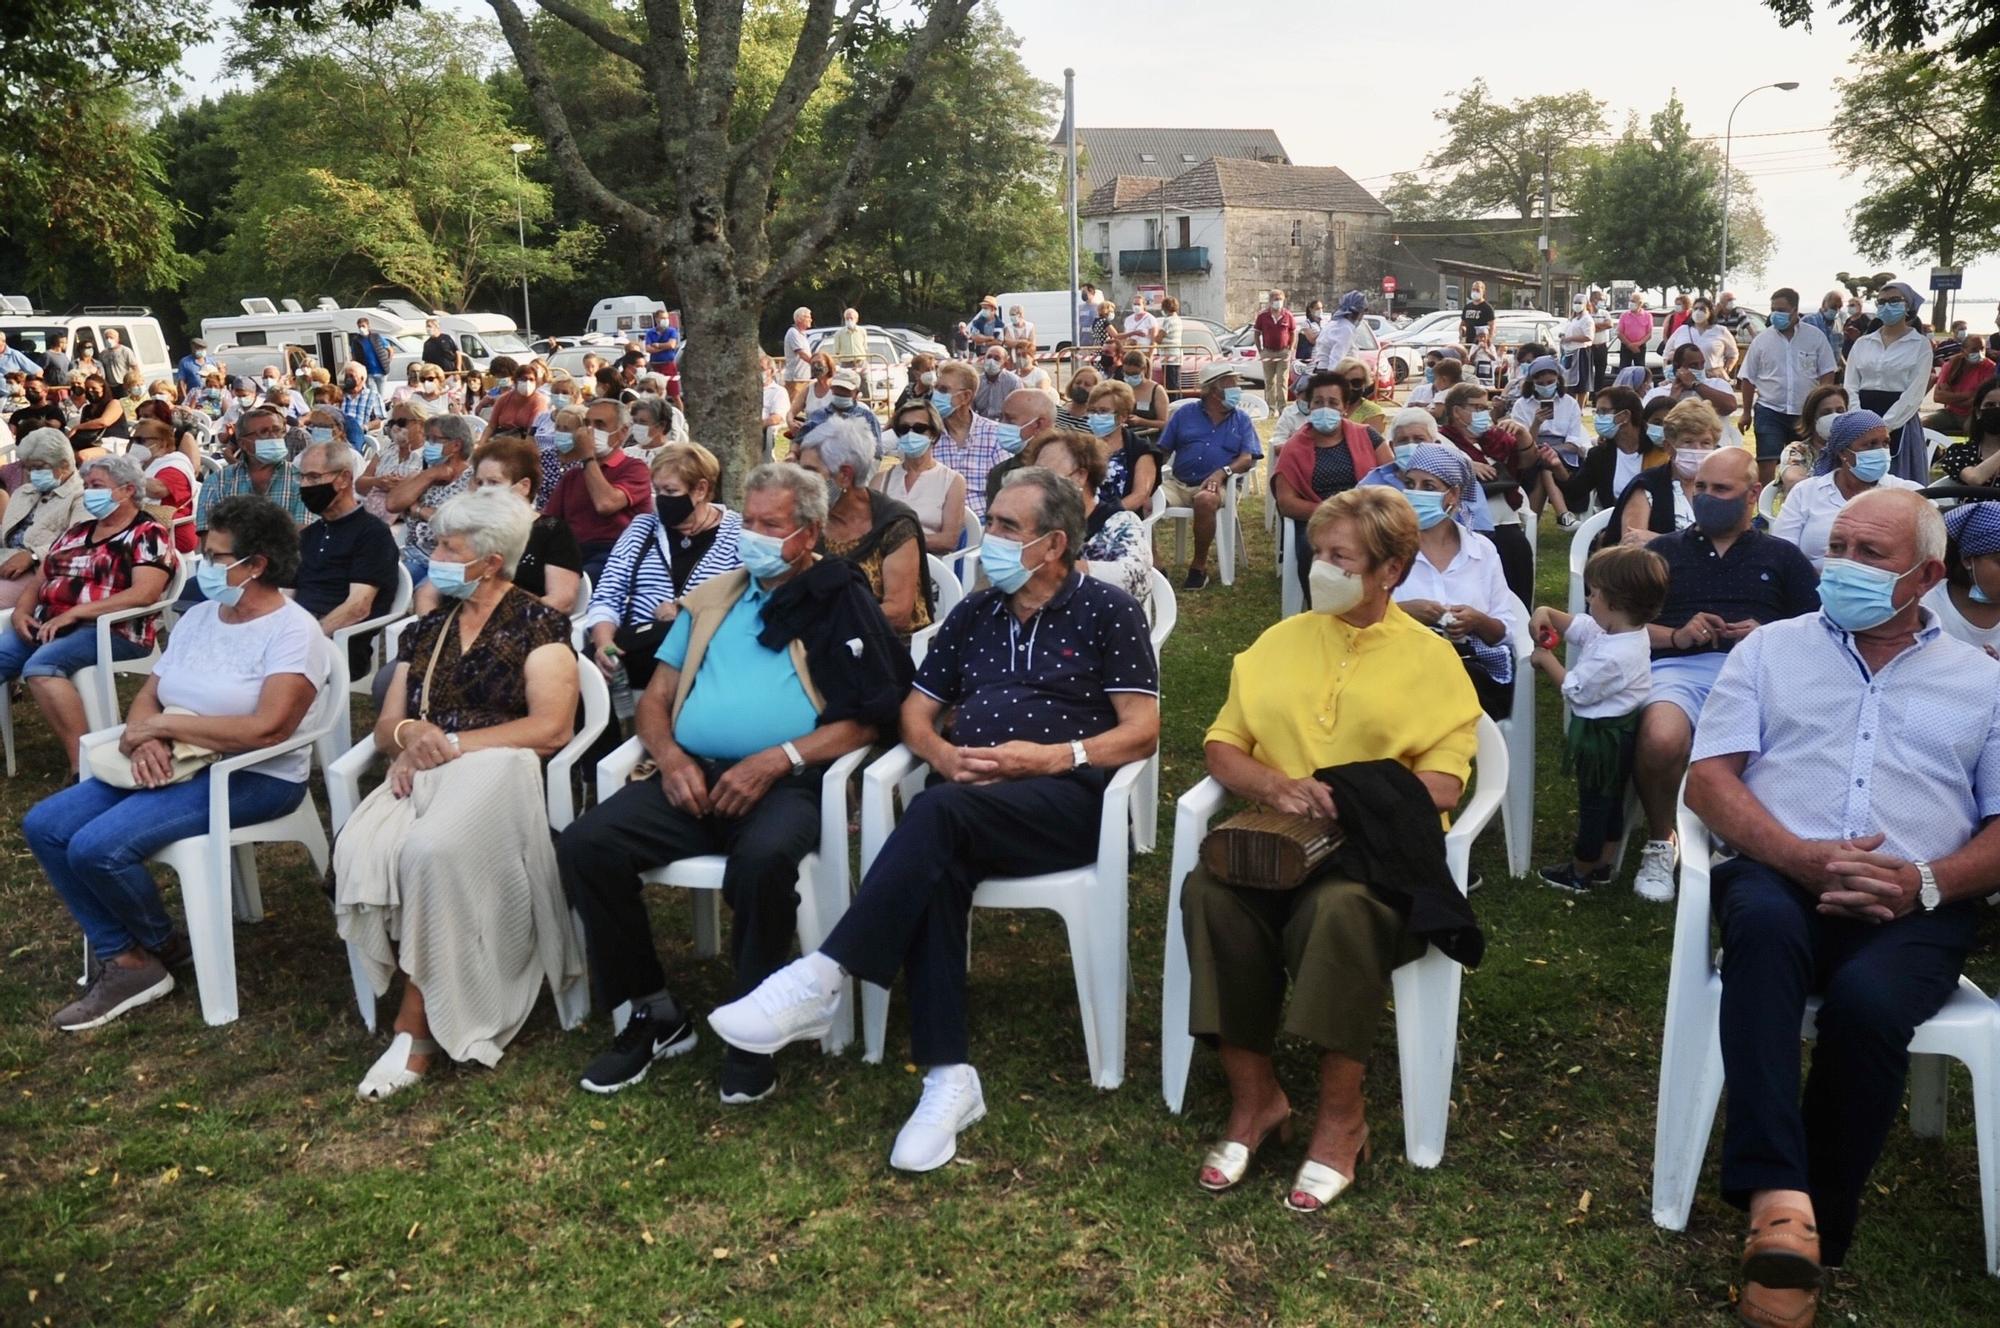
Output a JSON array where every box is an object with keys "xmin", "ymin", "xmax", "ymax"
[
  {"xmin": 1200, "ymin": 810, "xmax": 1343, "ymax": 891},
  {"xmin": 86, "ymin": 707, "xmax": 220, "ymax": 789},
  {"xmin": 609, "ymin": 518, "xmax": 677, "ymax": 690}
]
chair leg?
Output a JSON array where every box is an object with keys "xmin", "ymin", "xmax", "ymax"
[
  {"xmin": 1065, "ymin": 887, "xmax": 1128, "ymax": 1091},
  {"xmin": 691, "ymin": 890, "xmax": 721, "ymax": 958},
  {"xmin": 861, "ymin": 980, "xmax": 890, "ymax": 1065},
  {"xmin": 0, "ymin": 684, "xmax": 15, "ymax": 777},
  {"xmin": 1964, "ymin": 1039, "xmax": 2000, "ymax": 1276},
  {"xmin": 793, "ymin": 858, "xmax": 852, "ymax": 1055},
  {"xmin": 174, "ymin": 845, "xmax": 241, "ymax": 1027},
  {"xmin": 1161, "ymin": 880, "xmax": 1195, "ymax": 1114},
  {"xmin": 230, "ymin": 845, "xmax": 264, "ymax": 923},
  {"xmin": 345, "ymin": 939, "xmax": 380, "ymax": 1033},
  {"xmin": 1650, "ymin": 983, "xmax": 1727, "ymax": 1230},
  {"xmin": 1391, "ymin": 948, "xmax": 1461, "ymax": 1168},
  {"xmin": 1909, "ymin": 1052, "xmax": 1949, "ymax": 1139},
  {"xmin": 294, "ymin": 802, "xmax": 331, "ymax": 876},
  {"xmin": 1132, "ymin": 753, "xmax": 1160, "ymax": 856}
]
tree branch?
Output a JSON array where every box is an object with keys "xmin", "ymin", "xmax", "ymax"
[
  {"xmin": 486, "ymin": 0, "xmax": 667, "ymax": 249},
  {"xmin": 730, "ymin": 0, "xmax": 854, "ymax": 176},
  {"xmin": 638, "ymin": 0, "xmax": 694, "ymax": 129},
  {"xmin": 758, "ymin": 0, "xmax": 980, "ymax": 297},
  {"xmin": 527, "ymin": 0, "xmax": 650, "ymax": 71}
]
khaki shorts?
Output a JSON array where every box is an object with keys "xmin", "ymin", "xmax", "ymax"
[{"xmin": 1161, "ymin": 472, "xmax": 1214, "ymax": 508}]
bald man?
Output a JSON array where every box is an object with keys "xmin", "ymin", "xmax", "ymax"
[
  {"xmin": 985, "ymin": 387, "xmax": 1061, "ymax": 508},
  {"xmin": 1686, "ymin": 488, "xmax": 2000, "ymax": 1318},
  {"xmin": 1628, "ymin": 446, "xmax": 1821, "ymax": 903}
]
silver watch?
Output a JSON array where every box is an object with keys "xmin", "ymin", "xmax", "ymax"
[
  {"xmin": 781, "ymin": 740, "xmax": 806, "ymax": 776},
  {"xmin": 1915, "ymin": 858, "xmax": 1940, "ymax": 912},
  {"xmin": 1070, "ymin": 739, "xmax": 1088, "ymax": 770}
]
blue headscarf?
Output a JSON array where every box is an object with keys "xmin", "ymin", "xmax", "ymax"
[
  {"xmin": 1813, "ymin": 408, "xmax": 1886, "ymax": 476},
  {"xmin": 1613, "ymin": 365, "xmax": 1651, "ymax": 392},
  {"xmin": 1525, "ymin": 354, "xmax": 1564, "ymax": 382},
  {"xmin": 1405, "ymin": 442, "xmax": 1472, "ymax": 494},
  {"xmin": 1336, "ymin": 291, "xmax": 1368, "ymax": 317},
  {"xmin": 1947, "ymin": 501, "xmax": 2000, "ymax": 558}
]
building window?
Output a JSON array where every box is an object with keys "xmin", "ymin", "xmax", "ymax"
[
  {"xmin": 1096, "ymin": 222, "xmax": 1110, "ymax": 250},
  {"xmin": 1144, "ymin": 218, "xmax": 1159, "ymax": 250},
  {"xmin": 1178, "ymin": 216, "xmax": 1192, "ymax": 248},
  {"xmin": 1138, "ymin": 153, "xmax": 1156, "ymax": 163},
  {"xmin": 1334, "ymin": 220, "xmax": 1347, "ymax": 251},
  {"xmin": 1290, "ymin": 220, "xmax": 1302, "ymax": 247}
]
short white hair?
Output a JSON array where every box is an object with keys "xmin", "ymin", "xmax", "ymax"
[
  {"xmin": 793, "ymin": 306, "xmax": 811, "ymax": 321},
  {"xmin": 430, "ymin": 486, "xmax": 535, "ymax": 577},
  {"xmin": 1847, "ymin": 487, "xmax": 1946, "ymax": 565},
  {"xmin": 743, "ymin": 462, "xmax": 828, "ymax": 527},
  {"xmin": 17, "ymin": 428, "xmax": 75, "ymax": 470},
  {"xmin": 84, "ymin": 453, "xmax": 145, "ymax": 490},
  {"xmin": 1387, "ymin": 408, "xmax": 1439, "ymax": 443},
  {"xmin": 795, "ymin": 414, "xmax": 877, "ymax": 483}
]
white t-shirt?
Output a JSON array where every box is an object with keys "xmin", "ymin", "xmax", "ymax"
[
  {"xmin": 1561, "ymin": 614, "xmax": 1652, "ymax": 719},
  {"xmin": 1923, "ymin": 582, "xmax": 2000, "ymax": 656},
  {"xmin": 153, "ymin": 598, "xmax": 332, "ymax": 783},
  {"xmin": 760, "ymin": 382, "xmax": 788, "ymax": 424},
  {"xmin": 782, "ymin": 326, "xmax": 812, "ymax": 381}
]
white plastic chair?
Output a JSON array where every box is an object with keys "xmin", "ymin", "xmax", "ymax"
[
  {"xmin": 1924, "ymin": 427, "xmax": 1950, "ymax": 476},
  {"xmin": 856, "ymin": 746, "xmax": 1149, "ymax": 1090},
  {"xmin": 593, "ymin": 738, "xmax": 871, "ymax": 1054},
  {"xmin": 325, "ymin": 654, "xmax": 610, "ymax": 1034},
  {"xmin": 1756, "ymin": 480, "xmax": 1781, "ymax": 524},
  {"xmin": 569, "ymin": 571, "xmax": 593, "ymax": 621},
  {"xmin": 1496, "ymin": 593, "xmax": 1536, "ymax": 879},
  {"xmin": 1131, "ymin": 569, "xmax": 1179, "ymax": 856},
  {"xmin": 939, "ymin": 504, "xmax": 984, "ymax": 594},
  {"xmin": 72, "ymin": 648, "xmax": 351, "ymax": 1027},
  {"xmin": 1139, "ymin": 486, "xmax": 1167, "ymax": 541},
  {"xmin": 1562, "ymin": 506, "xmax": 1617, "ymax": 726},
  {"xmin": 1161, "ymin": 471, "xmax": 1247, "ymax": 586},
  {"xmin": 910, "ymin": 553, "xmax": 965, "ymax": 666},
  {"xmin": 1160, "ymin": 714, "xmax": 1508, "ymax": 1169},
  {"xmin": 328, "ymin": 562, "xmax": 414, "ymax": 751},
  {"xmin": 1652, "ymin": 803, "xmax": 2000, "ymax": 1274},
  {"xmin": 1279, "ymin": 515, "xmax": 1303, "ymax": 618},
  {"xmin": 71, "ymin": 558, "xmax": 192, "ymax": 734}
]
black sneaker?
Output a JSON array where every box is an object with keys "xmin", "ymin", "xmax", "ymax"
[
  {"xmin": 1538, "ymin": 862, "xmax": 1607, "ymax": 894},
  {"xmin": 579, "ymin": 998, "xmax": 697, "ymax": 1094},
  {"xmin": 718, "ymin": 1047, "xmax": 776, "ymax": 1106},
  {"xmin": 1183, "ymin": 567, "xmax": 1210, "ymax": 591}
]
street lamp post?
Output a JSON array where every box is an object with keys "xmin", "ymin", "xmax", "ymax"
[
  {"xmin": 1719, "ymin": 82, "xmax": 1797, "ymax": 292},
  {"xmin": 509, "ymin": 142, "xmax": 533, "ymax": 338}
]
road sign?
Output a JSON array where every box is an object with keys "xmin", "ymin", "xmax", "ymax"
[
  {"xmin": 1931, "ymin": 266, "xmax": 1964, "ymax": 291},
  {"xmin": 1382, "ymin": 275, "xmax": 1398, "ymax": 294}
]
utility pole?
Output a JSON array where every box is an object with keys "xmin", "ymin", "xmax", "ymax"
[
  {"xmin": 1538, "ymin": 144, "xmax": 1552, "ymax": 311},
  {"xmin": 1065, "ymin": 68, "xmax": 1079, "ymax": 354},
  {"xmin": 1158, "ymin": 191, "xmax": 1168, "ymax": 305}
]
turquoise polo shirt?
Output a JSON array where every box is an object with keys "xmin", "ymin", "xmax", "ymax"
[{"xmin": 657, "ymin": 579, "xmax": 819, "ymax": 761}]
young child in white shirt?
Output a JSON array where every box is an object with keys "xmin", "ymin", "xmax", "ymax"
[{"xmin": 1527, "ymin": 543, "xmax": 1671, "ymax": 894}]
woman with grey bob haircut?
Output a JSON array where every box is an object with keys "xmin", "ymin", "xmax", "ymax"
[
  {"xmin": 0, "ymin": 428, "xmax": 89, "ymax": 609},
  {"xmin": 331, "ymin": 482, "xmax": 585, "ymax": 1103},
  {"xmin": 792, "ymin": 421, "xmax": 930, "ymax": 633}
]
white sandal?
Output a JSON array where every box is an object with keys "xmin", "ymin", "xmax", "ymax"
[{"xmin": 357, "ymin": 1031, "xmax": 439, "ymax": 1101}]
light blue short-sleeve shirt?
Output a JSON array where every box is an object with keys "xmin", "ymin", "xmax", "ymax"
[{"xmin": 658, "ymin": 582, "xmax": 819, "ymax": 761}]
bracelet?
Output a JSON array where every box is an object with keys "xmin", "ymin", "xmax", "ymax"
[{"xmin": 393, "ymin": 718, "xmax": 419, "ymax": 749}]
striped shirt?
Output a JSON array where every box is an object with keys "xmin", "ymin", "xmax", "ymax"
[
  {"xmin": 578, "ymin": 508, "xmax": 744, "ymax": 633},
  {"xmin": 934, "ymin": 412, "xmax": 1005, "ymax": 519}
]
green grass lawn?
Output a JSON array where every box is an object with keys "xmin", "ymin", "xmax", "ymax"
[{"xmin": 3, "ymin": 499, "xmax": 1998, "ymax": 1327}]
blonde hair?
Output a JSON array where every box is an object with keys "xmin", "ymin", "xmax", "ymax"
[
  {"xmin": 649, "ymin": 441, "xmax": 720, "ymax": 496},
  {"xmin": 1086, "ymin": 379, "xmax": 1136, "ymax": 416},
  {"xmin": 1662, "ymin": 397, "xmax": 1723, "ymax": 448},
  {"xmin": 1306, "ymin": 486, "xmax": 1418, "ymax": 577}
]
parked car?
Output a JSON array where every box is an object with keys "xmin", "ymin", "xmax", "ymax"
[
  {"xmin": 803, "ymin": 323, "xmax": 918, "ymax": 407},
  {"xmin": 1381, "ymin": 307, "xmax": 1551, "ymax": 383},
  {"xmin": 0, "ymin": 300, "xmax": 174, "ymax": 386}
]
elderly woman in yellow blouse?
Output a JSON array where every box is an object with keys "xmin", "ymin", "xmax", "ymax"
[{"xmin": 1182, "ymin": 486, "xmax": 1481, "ymax": 1213}]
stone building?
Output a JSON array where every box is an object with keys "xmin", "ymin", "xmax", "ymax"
[
  {"xmin": 1068, "ymin": 126, "xmax": 1292, "ymax": 197},
  {"xmin": 1080, "ymin": 157, "xmax": 1390, "ymax": 327}
]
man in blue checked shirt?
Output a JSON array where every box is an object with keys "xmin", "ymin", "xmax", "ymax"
[
  {"xmin": 1157, "ymin": 361, "xmax": 1260, "ymax": 590},
  {"xmin": 1686, "ymin": 488, "xmax": 2000, "ymax": 1323}
]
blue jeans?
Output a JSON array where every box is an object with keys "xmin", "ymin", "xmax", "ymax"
[
  {"xmin": 0, "ymin": 623, "xmax": 147, "ymax": 680},
  {"xmin": 24, "ymin": 770, "xmax": 307, "ymax": 961},
  {"xmin": 401, "ymin": 542, "xmax": 432, "ymax": 586},
  {"xmin": 1752, "ymin": 404, "xmax": 1796, "ymax": 463}
]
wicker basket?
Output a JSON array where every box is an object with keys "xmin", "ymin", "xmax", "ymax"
[{"xmin": 1199, "ymin": 811, "xmax": 1342, "ymax": 890}]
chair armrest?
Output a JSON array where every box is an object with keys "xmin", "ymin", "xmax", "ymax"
[
  {"xmin": 1167, "ymin": 775, "xmax": 1225, "ymax": 901},
  {"xmin": 595, "ymin": 735, "xmax": 647, "ymax": 804},
  {"xmin": 909, "ymin": 624, "xmax": 939, "ymax": 667},
  {"xmin": 1444, "ymin": 779, "xmax": 1505, "ymax": 860},
  {"xmin": 1095, "ymin": 758, "xmax": 1148, "ymax": 872},
  {"xmin": 1672, "ymin": 803, "xmax": 1718, "ymax": 980},
  {"xmin": 330, "ymin": 605, "xmax": 405, "ymax": 651},
  {"xmin": 548, "ymin": 692, "xmax": 612, "ymax": 833},
  {"xmin": 816, "ymin": 744, "xmax": 871, "ymax": 880},
  {"xmin": 327, "ymin": 735, "xmax": 382, "ymax": 834},
  {"xmin": 859, "ymin": 744, "xmax": 925, "ymax": 874},
  {"xmin": 77, "ymin": 725, "xmax": 126, "ymax": 785}
]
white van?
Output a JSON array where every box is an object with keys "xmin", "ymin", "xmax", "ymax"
[
  {"xmin": 994, "ymin": 289, "xmax": 1088, "ymax": 352},
  {"xmin": 0, "ymin": 297, "xmax": 173, "ymax": 385},
  {"xmin": 200, "ymin": 297, "xmax": 540, "ymax": 378},
  {"xmin": 370, "ymin": 299, "xmax": 539, "ymax": 373},
  {"xmin": 583, "ymin": 296, "xmax": 668, "ymax": 340}
]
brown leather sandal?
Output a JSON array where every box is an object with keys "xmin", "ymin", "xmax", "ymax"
[
  {"xmin": 1740, "ymin": 1206, "xmax": 1823, "ymax": 1290},
  {"xmin": 1738, "ymin": 1281, "xmax": 1818, "ymax": 1328}
]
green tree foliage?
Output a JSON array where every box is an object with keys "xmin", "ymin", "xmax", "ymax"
[
  {"xmin": 1829, "ymin": 51, "xmax": 2000, "ymax": 273},
  {"xmin": 1573, "ymin": 98, "xmax": 1776, "ymax": 293},
  {"xmin": 1412, "ymin": 81, "xmax": 1608, "ymax": 220},
  {"xmin": 1762, "ymin": 0, "xmax": 2000, "ymax": 68}
]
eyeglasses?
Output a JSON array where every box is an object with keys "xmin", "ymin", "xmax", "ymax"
[
  {"xmin": 388, "ymin": 417, "xmax": 415, "ymax": 426},
  {"xmin": 895, "ymin": 422, "xmax": 937, "ymax": 437}
]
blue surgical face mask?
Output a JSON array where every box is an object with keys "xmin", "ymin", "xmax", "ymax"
[
  {"xmin": 1309, "ymin": 406, "xmax": 1342, "ymax": 433},
  {"xmin": 308, "ymin": 426, "xmax": 335, "ymax": 445},
  {"xmin": 1086, "ymin": 412, "xmax": 1118, "ymax": 438},
  {"xmin": 1221, "ymin": 387, "xmax": 1243, "ymax": 409},
  {"xmin": 552, "ymin": 431, "xmax": 575, "ymax": 454},
  {"xmin": 1392, "ymin": 442, "xmax": 1419, "ymax": 469},
  {"xmin": 1646, "ymin": 423, "xmax": 1667, "ymax": 445},
  {"xmin": 1533, "ymin": 381, "xmax": 1558, "ymax": 399},
  {"xmin": 1123, "ymin": 374, "xmax": 1144, "ymax": 387},
  {"xmin": 1469, "ymin": 410, "xmax": 1493, "ymax": 437},
  {"xmin": 1819, "ymin": 557, "xmax": 1918, "ymax": 632},
  {"xmin": 738, "ymin": 527, "xmax": 798, "ymax": 580},
  {"xmin": 254, "ymin": 439, "xmax": 289, "ymax": 466},
  {"xmin": 81, "ymin": 488, "xmax": 118, "ymax": 519},
  {"xmin": 1877, "ymin": 301, "xmax": 1907, "ymax": 325},
  {"xmin": 423, "ymin": 442, "xmax": 445, "ymax": 465},
  {"xmin": 930, "ymin": 389, "xmax": 957, "ymax": 419},
  {"xmin": 1405, "ymin": 488, "xmax": 1451, "ymax": 530},
  {"xmin": 1970, "ymin": 573, "xmax": 1994, "ymax": 605},
  {"xmin": 993, "ymin": 422, "xmax": 1026, "ymax": 456},
  {"xmin": 1593, "ymin": 412, "xmax": 1616, "ymax": 436},
  {"xmin": 1424, "ymin": 367, "xmax": 1436, "ymax": 384},
  {"xmin": 427, "ymin": 558, "xmax": 483, "ymax": 599},
  {"xmin": 978, "ymin": 530, "xmax": 1051, "ymax": 594},
  {"xmin": 1769, "ymin": 311, "xmax": 1793, "ymax": 332},
  {"xmin": 829, "ymin": 395, "xmax": 855, "ymax": 413},
  {"xmin": 27, "ymin": 468, "xmax": 56, "ymax": 494},
  {"xmin": 196, "ymin": 557, "xmax": 247, "ymax": 608},
  {"xmin": 896, "ymin": 430, "xmax": 931, "ymax": 459},
  {"xmin": 1849, "ymin": 447, "xmax": 1891, "ymax": 484}
]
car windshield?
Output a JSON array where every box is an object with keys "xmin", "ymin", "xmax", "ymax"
[
  {"xmin": 0, "ymin": 326, "xmax": 67, "ymax": 355},
  {"xmin": 483, "ymin": 332, "xmax": 533, "ymax": 354}
]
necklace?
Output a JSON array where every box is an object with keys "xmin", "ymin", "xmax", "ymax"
[{"xmin": 678, "ymin": 505, "xmax": 717, "ymax": 549}]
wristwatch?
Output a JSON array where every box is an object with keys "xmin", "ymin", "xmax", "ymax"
[
  {"xmin": 1915, "ymin": 859, "xmax": 1940, "ymax": 912},
  {"xmin": 781, "ymin": 740, "xmax": 806, "ymax": 776},
  {"xmin": 1070, "ymin": 739, "xmax": 1089, "ymax": 770}
]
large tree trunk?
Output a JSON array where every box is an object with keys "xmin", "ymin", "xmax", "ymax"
[{"xmin": 679, "ymin": 292, "xmax": 766, "ymax": 506}]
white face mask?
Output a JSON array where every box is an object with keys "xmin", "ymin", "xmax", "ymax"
[
  {"xmin": 1308, "ymin": 560, "xmax": 1367, "ymax": 616},
  {"xmin": 1815, "ymin": 414, "xmax": 1838, "ymax": 441}
]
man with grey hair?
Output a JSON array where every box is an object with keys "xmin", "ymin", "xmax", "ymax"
[
  {"xmin": 711, "ymin": 465, "xmax": 1160, "ymax": 1173},
  {"xmin": 295, "ymin": 436, "xmax": 401, "ymax": 673},
  {"xmin": 783, "ymin": 307, "xmax": 815, "ymax": 416},
  {"xmin": 984, "ymin": 386, "xmax": 1060, "ymax": 508},
  {"xmin": 973, "ymin": 344, "xmax": 1022, "ymax": 419},
  {"xmin": 559, "ymin": 461, "xmax": 908, "ymax": 1106},
  {"xmin": 1684, "ymin": 488, "xmax": 2000, "ymax": 1323},
  {"xmin": 196, "ymin": 404, "xmax": 307, "ymax": 532},
  {"xmin": 547, "ymin": 396, "xmax": 654, "ymax": 580}
]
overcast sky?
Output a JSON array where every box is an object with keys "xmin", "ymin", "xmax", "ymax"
[{"xmin": 179, "ymin": 0, "xmax": 1997, "ymax": 331}]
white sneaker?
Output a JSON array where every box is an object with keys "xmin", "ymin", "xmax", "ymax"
[
  {"xmin": 707, "ymin": 956, "xmax": 840, "ymax": 1055},
  {"xmin": 890, "ymin": 1065, "xmax": 986, "ymax": 1173},
  {"xmin": 1633, "ymin": 837, "xmax": 1679, "ymax": 903}
]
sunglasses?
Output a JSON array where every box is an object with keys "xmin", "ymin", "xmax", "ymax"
[
  {"xmin": 388, "ymin": 417, "xmax": 416, "ymax": 426},
  {"xmin": 895, "ymin": 422, "xmax": 938, "ymax": 437}
]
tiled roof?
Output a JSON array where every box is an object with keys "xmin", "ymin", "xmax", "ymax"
[
  {"xmin": 1081, "ymin": 158, "xmax": 1388, "ymax": 218},
  {"xmin": 1069, "ymin": 126, "xmax": 1290, "ymax": 193}
]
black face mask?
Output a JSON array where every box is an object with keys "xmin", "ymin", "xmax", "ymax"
[
  {"xmin": 300, "ymin": 482, "xmax": 338, "ymax": 515},
  {"xmin": 1069, "ymin": 386, "xmax": 1090, "ymax": 405},
  {"xmin": 1981, "ymin": 406, "xmax": 2000, "ymax": 434},
  {"xmin": 656, "ymin": 491, "xmax": 696, "ymax": 527}
]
